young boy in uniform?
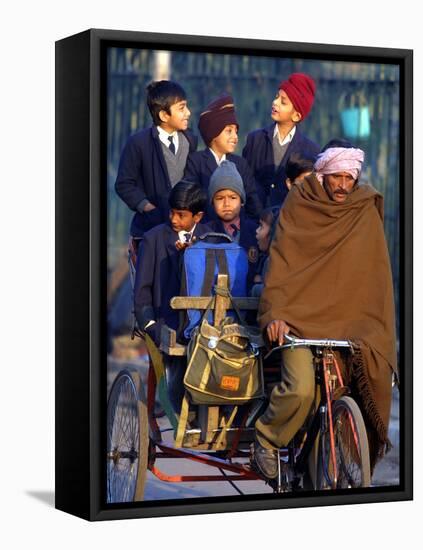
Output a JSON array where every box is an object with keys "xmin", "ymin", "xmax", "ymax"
[
  {"xmin": 115, "ymin": 80, "xmax": 197, "ymax": 245},
  {"xmin": 207, "ymin": 161, "xmax": 259, "ymax": 292},
  {"xmin": 184, "ymin": 93, "xmax": 261, "ymax": 221},
  {"xmin": 134, "ymin": 180, "xmax": 209, "ymax": 346},
  {"xmin": 243, "ymin": 73, "xmax": 320, "ymax": 208}
]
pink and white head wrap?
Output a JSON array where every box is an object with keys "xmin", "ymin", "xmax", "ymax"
[{"xmin": 314, "ymin": 147, "xmax": 365, "ymax": 185}]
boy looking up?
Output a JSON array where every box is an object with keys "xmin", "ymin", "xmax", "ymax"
[{"xmin": 243, "ymin": 73, "xmax": 320, "ymax": 208}]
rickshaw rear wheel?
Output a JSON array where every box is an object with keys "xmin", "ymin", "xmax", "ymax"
[{"xmin": 107, "ymin": 369, "xmax": 149, "ymax": 502}]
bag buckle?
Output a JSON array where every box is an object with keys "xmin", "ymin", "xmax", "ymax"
[
  {"xmin": 250, "ymin": 342, "xmax": 260, "ymax": 356},
  {"xmin": 208, "ymin": 336, "xmax": 218, "ymax": 349}
]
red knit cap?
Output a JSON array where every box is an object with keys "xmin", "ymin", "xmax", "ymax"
[
  {"xmin": 279, "ymin": 73, "xmax": 316, "ymax": 120},
  {"xmin": 198, "ymin": 93, "xmax": 239, "ymax": 146}
]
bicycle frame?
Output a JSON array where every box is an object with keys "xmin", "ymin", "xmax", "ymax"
[{"xmin": 267, "ymin": 335, "xmax": 355, "ymax": 491}]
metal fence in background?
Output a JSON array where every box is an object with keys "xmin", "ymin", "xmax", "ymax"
[{"xmin": 107, "ymin": 47, "xmax": 400, "ymax": 318}]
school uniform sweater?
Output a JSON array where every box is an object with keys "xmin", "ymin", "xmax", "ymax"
[{"xmin": 242, "ymin": 124, "xmax": 320, "ymax": 207}]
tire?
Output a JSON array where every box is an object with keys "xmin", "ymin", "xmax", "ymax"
[
  {"xmin": 302, "ymin": 432, "xmax": 320, "ymax": 491},
  {"xmin": 107, "ymin": 370, "xmax": 149, "ymax": 502},
  {"xmin": 317, "ymin": 396, "xmax": 371, "ymax": 489}
]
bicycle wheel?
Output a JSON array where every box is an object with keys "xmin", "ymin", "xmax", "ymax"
[
  {"xmin": 107, "ymin": 369, "xmax": 149, "ymax": 502},
  {"xmin": 317, "ymin": 396, "xmax": 371, "ymax": 489}
]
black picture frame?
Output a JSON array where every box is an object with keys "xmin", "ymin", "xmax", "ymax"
[{"xmin": 55, "ymin": 28, "xmax": 413, "ymax": 521}]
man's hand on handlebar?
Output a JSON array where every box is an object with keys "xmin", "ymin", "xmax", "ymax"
[{"xmin": 266, "ymin": 320, "xmax": 290, "ymax": 346}]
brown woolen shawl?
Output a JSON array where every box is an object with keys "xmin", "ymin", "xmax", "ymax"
[{"xmin": 259, "ymin": 174, "xmax": 397, "ymax": 470}]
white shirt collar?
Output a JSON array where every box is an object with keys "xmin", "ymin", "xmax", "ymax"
[
  {"xmin": 178, "ymin": 224, "xmax": 196, "ymax": 243},
  {"xmin": 157, "ymin": 126, "xmax": 179, "ymax": 152},
  {"xmin": 273, "ymin": 124, "xmax": 296, "ymax": 146},
  {"xmin": 209, "ymin": 148, "xmax": 226, "ymax": 165}
]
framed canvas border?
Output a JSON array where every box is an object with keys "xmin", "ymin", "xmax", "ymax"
[{"xmin": 55, "ymin": 28, "xmax": 413, "ymax": 521}]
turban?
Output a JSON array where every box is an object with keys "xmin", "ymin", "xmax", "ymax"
[
  {"xmin": 314, "ymin": 147, "xmax": 365, "ymax": 184},
  {"xmin": 279, "ymin": 73, "xmax": 316, "ymax": 120},
  {"xmin": 198, "ymin": 93, "xmax": 239, "ymax": 146}
]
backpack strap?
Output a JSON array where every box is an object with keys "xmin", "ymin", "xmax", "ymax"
[
  {"xmin": 215, "ymin": 249, "xmax": 230, "ymax": 288},
  {"xmin": 201, "ymin": 248, "xmax": 217, "ymax": 296}
]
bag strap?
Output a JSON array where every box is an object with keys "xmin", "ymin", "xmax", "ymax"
[
  {"xmin": 201, "ymin": 248, "xmax": 217, "ymax": 297},
  {"xmin": 213, "ymin": 284, "xmax": 246, "ymax": 327},
  {"xmin": 215, "ymin": 249, "xmax": 230, "ymax": 288},
  {"xmin": 175, "ymin": 391, "xmax": 190, "ymax": 447},
  {"xmin": 214, "ymin": 406, "xmax": 238, "ymax": 449}
]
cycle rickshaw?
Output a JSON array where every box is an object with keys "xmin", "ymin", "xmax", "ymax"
[{"xmin": 107, "ymin": 270, "xmax": 371, "ymax": 502}]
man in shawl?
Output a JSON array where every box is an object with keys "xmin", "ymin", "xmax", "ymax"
[{"xmin": 251, "ymin": 140, "xmax": 397, "ymax": 482}]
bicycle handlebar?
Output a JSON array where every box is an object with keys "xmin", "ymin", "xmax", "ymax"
[{"xmin": 264, "ymin": 334, "xmax": 353, "ymax": 360}]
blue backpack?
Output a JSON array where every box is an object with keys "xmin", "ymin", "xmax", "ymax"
[{"xmin": 179, "ymin": 233, "xmax": 249, "ymax": 339}]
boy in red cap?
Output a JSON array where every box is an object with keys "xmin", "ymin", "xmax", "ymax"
[
  {"xmin": 184, "ymin": 93, "xmax": 261, "ymax": 221},
  {"xmin": 243, "ymin": 73, "xmax": 320, "ymax": 208}
]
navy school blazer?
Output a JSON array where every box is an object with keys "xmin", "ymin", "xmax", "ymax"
[
  {"xmin": 115, "ymin": 125, "xmax": 198, "ymax": 237},
  {"xmin": 134, "ymin": 221, "xmax": 210, "ymax": 335},
  {"xmin": 184, "ymin": 149, "xmax": 262, "ymax": 221},
  {"xmin": 242, "ymin": 124, "xmax": 320, "ymax": 207}
]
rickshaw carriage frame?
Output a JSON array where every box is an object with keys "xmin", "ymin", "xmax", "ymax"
[{"xmin": 107, "ymin": 273, "xmax": 371, "ymax": 502}]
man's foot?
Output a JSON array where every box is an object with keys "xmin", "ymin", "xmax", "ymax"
[{"xmin": 250, "ymin": 440, "xmax": 279, "ymax": 479}]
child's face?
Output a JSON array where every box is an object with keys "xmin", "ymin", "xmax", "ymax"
[
  {"xmin": 169, "ymin": 209, "xmax": 203, "ymax": 232},
  {"xmin": 271, "ymin": 89, "xmax": 301, "ymax": 125},
  {"xmin": 159, "ymin": 99, "xmax": 191, "ymax": 132},
  {"xmin": 256, "ymin": 220, "xmax": 271, "ymax": 252},
  {"xmin": 212, "ymin": 189, "xmax": 242, "ymax": 222},
  {"xmin": 210, "ymin": 124, "xmax": 238, "ymax": 155},
  {"xmin": 286, "ymin": 170, "xmax": 312, "ymax": 190}
]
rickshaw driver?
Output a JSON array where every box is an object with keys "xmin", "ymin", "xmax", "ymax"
[{"xmin": 250, "ymin": 141, "xmax": 398, "ymax": 481}]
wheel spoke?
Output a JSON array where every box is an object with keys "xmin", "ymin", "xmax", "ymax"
[{"xmin": 317, "ymin": 397, "xmax": 370, "ymax": 490}]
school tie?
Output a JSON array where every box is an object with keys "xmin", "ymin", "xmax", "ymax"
[
  {"xmin": 168, "ymin": 135, "xmax": 176, "ymax": 155},
  {"xmin": 183, "ymin": 232, "xmax": 192, "ymax": 243},
  {"xmin": 230, "ymin": 224, "xmax": 239, "ymax": 238}
]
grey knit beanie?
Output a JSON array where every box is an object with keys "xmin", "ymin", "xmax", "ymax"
[{"xmin": 208, "ymin": 161, "xmax": 246, "ymax": 204}]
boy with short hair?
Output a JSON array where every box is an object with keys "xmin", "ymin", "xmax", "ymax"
[
  {"xmin": 243, "ymin": 73, "xmax": 320, "ymax": 208},
  {"xmin": 184, "ymin": 93, "xmax": 261, "ymax": 221},
  {"xmin": 115, "ymin": 80, "xmax": 197, "ymax": 242},
  {"xmin": 285, "ymin": 151, "xmax": 316, "ymax": 190},
  {"xmin": 207, "ymin": 160, "xmax": 259, "ymax": 291},
  {"xmin": 134, "ymin": 180, "xmax": 209, "ymax": 346}
]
